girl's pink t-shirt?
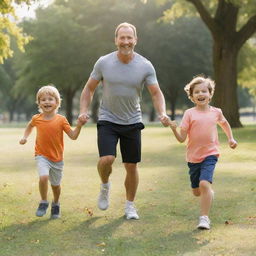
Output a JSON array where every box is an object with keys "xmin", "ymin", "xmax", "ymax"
[{"xmin": 180, "ymin": 106, "xmax": 227, "ymax": 163}]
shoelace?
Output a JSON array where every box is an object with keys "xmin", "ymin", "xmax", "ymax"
[
  {"xmin": 126, "ymin": 205, "xmax": 137, "ymax": 213},
  {"xmin": 38, "ymin": 203, "xmax": 48, "ymax": 210},
  {"xmin": 51, "ymin": 205, "xmax": 59, "ymax": 215}
]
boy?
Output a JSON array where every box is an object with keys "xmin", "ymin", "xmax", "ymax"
[{"xmin": 20, "ymin": 85, "xmax": 87, "ymax": 219}]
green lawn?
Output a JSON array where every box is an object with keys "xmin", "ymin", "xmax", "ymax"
[{"xmin": 0, "ymin": 125, "xmax": 256, "ymax": 256}]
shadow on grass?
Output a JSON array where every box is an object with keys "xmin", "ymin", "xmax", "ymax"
[{"xmin": 0, "ymin": 212, "xmax": 208, "ymax": 256}]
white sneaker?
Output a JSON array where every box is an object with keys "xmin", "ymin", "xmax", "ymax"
[
  {"xmin": 125, "ymin": 204, "xmax": 139, "ymax": 220},
  {"xmin": 98, "ymin": 184, "xmax": 110, "ymax": 210},
  {"xmin": 197, "ymin": 216, "xmax": 210, "ymax": 230}
]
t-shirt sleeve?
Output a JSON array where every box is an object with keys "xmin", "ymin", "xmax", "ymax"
[
  {"xmin": 30, "ymin": 114, "xmax": 39, "ymax": 127},
  {"xmin": 90, "ymin": 57, "xmax": 103, "ymax": 81},
  {"xmin": 144, "ymin": 61, "xmax": 158, "ymax": 86},
  {"xmin": 180, "ymin": 110, "xmax": 190, "ymax": 131},
  {"xmin": 217, "ymin": 108, "xmax": 227, "ymax": 124},
  {"xmin": 62, "ymin": 117, "xmax": 72, "ymax": 134}
]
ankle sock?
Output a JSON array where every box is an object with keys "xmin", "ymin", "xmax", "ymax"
[
  {"xmin": 102, "ymin": 182, "xmax": 110, "ymax": 189},
  {"xmin": 126, "ymin": 200, "xmax": 134, "ymax": 207}
]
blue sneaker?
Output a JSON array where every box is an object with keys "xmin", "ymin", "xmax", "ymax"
[
  {"xmin": 36, "ymin": 202, "xmax": 49, "ymax": 217},
  {"xmin": 51, "ymin": 203, "xmax": 60, "ymax": 219}
]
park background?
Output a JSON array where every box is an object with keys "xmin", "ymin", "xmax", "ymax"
[{"xmin": 1, "ymin": 0, "xmax": 256, "ymax": 255}]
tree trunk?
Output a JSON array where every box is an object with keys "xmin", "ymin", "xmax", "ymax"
[
  {"xmin": 212, "ymin": 40, "xmax": 242, "ymax": 127},
  {"xmin": 149, "ymin": 107, "xmax": 155, "ymax": 122},
  {"xmin": 64, "ymin": 90, "xmax": 75, "ymax": 125},
  {"xmin": 9, "ymin": 109, "xmax": 14, "ymax": 122},
  {"xmin": 169, "ymin": 100, "xmax": 176, "ymax": 120}
]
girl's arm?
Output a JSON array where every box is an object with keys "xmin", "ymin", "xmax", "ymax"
[
  {"xmin": 219, "ymin": 120, "xmax": 237, "ymax": 149},
  {"xmin": 66, "ymin": 120, "xmax": 84, "ymax": 140},
  {"xmin": 169, "ymin": 121, "xmax": 187, "ymax": 143},
  {"xmin": 20, "ymin": 121, "xmax": 34, "ymax": 144}
]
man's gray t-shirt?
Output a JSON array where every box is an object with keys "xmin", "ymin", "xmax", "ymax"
[{"xmin": 90, "ymin": 51, "xmax": 158, "ymax": 125}]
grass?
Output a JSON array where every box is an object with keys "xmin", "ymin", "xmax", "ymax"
[{"xmin": 0, "ymin": 125, "xmax": 256, "ymax": 256}]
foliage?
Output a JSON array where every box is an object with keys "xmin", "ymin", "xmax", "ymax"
[
  {"xmin": 238, "ymin": 41, "xmax": 256, "ymax": 96},
  {"xmin": 0, "ymin": 0, "xmax": 34, "ymax": 63},
  {"xmin": 159, "ymin": 0, "xmax": 256, "ymax": 127},
  {"xmin": 141, "ymin": 16, "xmax": 212, "ymax": 118}
]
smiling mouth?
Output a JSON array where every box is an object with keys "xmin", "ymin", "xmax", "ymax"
[{"xmin": 198, "ymin": 98, "xmax": 205, "ymax": 101}]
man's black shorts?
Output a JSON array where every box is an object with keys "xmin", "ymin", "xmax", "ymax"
[{"xmin": 97, "ymin": 121, "xmax": 145, "ymax": 163}]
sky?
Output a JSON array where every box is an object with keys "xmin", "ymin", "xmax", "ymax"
[{"xmin": 14, "ymin": 0, "xmax": 53, "ymax": 19}]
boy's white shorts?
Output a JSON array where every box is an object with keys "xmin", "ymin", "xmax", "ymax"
[{"xmin": 35, "ymin": 155, "xmax": 64, "ymax": 186}]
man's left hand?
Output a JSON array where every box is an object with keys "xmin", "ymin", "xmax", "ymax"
[{"xmin": 159, "ymin": 114, "xmax": 170, "ymax": 127}]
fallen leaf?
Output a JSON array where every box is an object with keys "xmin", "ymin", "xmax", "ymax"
[
  {"xmin": 31, "ymin": 239, "xmax": 40, "ymax": 244},
  {"xmin": 85, "ymin": 207, "xmax": 93, "ymax": 216},
  {"xmin": 96, "ymin": 242, "xmax": 106, "ymax": 247}
]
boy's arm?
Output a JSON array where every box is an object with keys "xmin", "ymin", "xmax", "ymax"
[
  {"xmin": 66, "ymin": 120, "xmax": 84, "ymax": 140},
  {"xmin": 219, "ymin": 120, "xmax": 237, "ymax": 149},
  {"xmin": 169, "ymin": 121, "xmax": 187, "ymax": 143},
  {"xmin": 20, "ymin": 121, "xmax": 34, "ymax": 144}
]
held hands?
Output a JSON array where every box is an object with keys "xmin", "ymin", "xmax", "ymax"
[
  {"xmin": 19, "ymin": 138, "xmax": 27, "ymax": 145},
  {"xmin": 229, "ymin": 138, "xmax": 237, "ymax": 149},
  {"xmin": 169, "ymin": 120, "xmax": 178, "ymax": 129},
  {"xmin": 78, "ymin": 113, "xmax": 90, "ymax": 125},
  {"xmin": 159, "ymin": 114, "xmax": 170, "ymax": 127}
]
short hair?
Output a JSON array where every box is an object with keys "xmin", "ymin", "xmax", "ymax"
[
  {"xmin": 115, "ymin": 22, "xmax": 137, "ymax": 38},
  {"xmin": 36, "ymin": 85, "xmax": 61, "ymax": 113},
  {"xmin": 184, "ymin": 75, "xmax": 215, "ymax": 102}
]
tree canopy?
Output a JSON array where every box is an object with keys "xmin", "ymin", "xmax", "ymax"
[
  {"xmin": 161, "ymin": 0, "xmax": 256, "ymax": 127},
  {"xmin": 0, "ymin": 0, "xmax": 35, "ymax": 63}
]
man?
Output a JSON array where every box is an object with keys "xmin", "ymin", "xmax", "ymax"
[{"xmin": 79, "ymin": 22, "xmax": 170, "ymax": 220}]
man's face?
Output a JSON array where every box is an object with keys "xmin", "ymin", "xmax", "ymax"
[{"xmin": 115, "ymin": 26, "xmax": 137, "ymax": 56}]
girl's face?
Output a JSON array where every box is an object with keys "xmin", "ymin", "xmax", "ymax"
[
  {"xmin": 191, "ymin": 82, "xmax": 211, "ymax": 107},
  {"xmin": 38, "ymin": 93, "xmax": 58, "ymax": 114}
]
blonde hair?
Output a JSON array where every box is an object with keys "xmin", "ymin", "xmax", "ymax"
[
  {"xmin": 36, "ymin": 85, "xmax": 61, "ymax": 113},
  {"xmin": 184, "ymin": 75, "xmax": 215, "ymax": 102},
  {"xmin": 115, "ymin": 22, "xmax": 137, "ymax": 38}
]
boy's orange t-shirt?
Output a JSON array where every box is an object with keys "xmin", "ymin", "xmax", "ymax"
[
  {"xmin": 31, "ymin": 114, "xmax": 72, "ymax": 162},
  {"xmin": 180, "ymin": 106, "xmax": 227, "ymax": 163}
]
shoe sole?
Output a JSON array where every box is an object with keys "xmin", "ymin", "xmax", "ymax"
[
  {"xmin": 98, "ymin": 204, "xmax": 108, "ymax": 210},
  {"xmin": 125, "ymin": 215, "xmax": 139, "ymax": 220},
  {"xmin": 51, "ymin": 215, "xmax": 61, "ymax": 219},
  {"xmin": 36, "ymin": 212, "xmax": 47, "ymax": 217},
  {"xmin": 197, "ymin": 226, "xmax": 210, "ymax": 230}
]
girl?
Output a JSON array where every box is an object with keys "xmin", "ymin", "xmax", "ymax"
[{"xmin": 169, "ymin": 76, "xmax": 237, "ymax": 229}]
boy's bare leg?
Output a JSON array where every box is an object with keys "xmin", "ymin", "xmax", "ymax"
[
  {"xmin": 39, "ymin": 175, "xmax": 48, "ymax": 201},
  {"xmin": 51, "ymin": 185, "xmax": 61, "ymax": 203}
]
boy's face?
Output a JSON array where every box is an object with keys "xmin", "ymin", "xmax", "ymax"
[
  {"xmin": 38, "ymin": 93, "xmax": 58, "ymax": 113},
  {"xmin": 191, "ymin": 82, "xmax": 211, "ymax": 106}
]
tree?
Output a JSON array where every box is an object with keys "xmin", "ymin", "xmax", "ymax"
[
  {"xmin": 0, "ymin": 0, "xmax": 34, "ymax": 63},
  {"xmin": 141, "ymin": 17, "xmax": 212, "ymax": 120},
  {"xmin": 14, "ymin": 3, "xmax": 99, "ymax": 124},
  {"xmin": 162, "ymin": 0, "xmax": 256, "ymax": 127},
  {"xmin": 238, "ymin": 40, "xmax": 256, "ymax": 96}
]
